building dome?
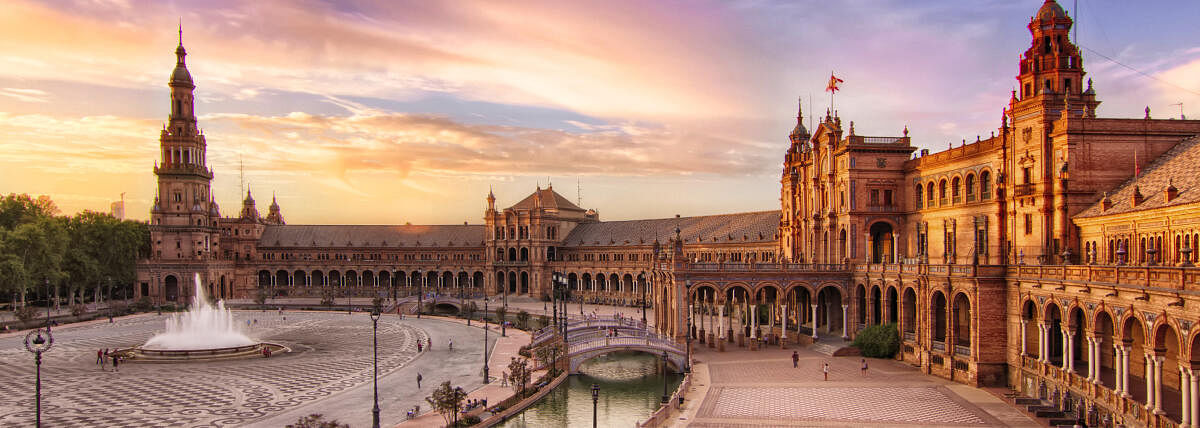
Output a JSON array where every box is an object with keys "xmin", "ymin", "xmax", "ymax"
[
  {"xmin": 1036, "ymin": 0, "xmax": 1068, "ymax": 21},
  {"xmin": 169, "ymin": 44, "xmax": 194, "ymax": 88}
]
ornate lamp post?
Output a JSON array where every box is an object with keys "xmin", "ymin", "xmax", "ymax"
[
  {"xmin": 551, "ymin": 272, "xmax": 559, "ymax": 332},
  {"xmin": 369, "ymin": 304, "xmax": 381, "ymax": 428},
  {"xmin": 591, "ymin": 383, "xmax": 600, "ymax": 428},
  {"xmin": 483, "ymin": 296, "xmax": 490, "ymax": 383},
  {"xmin": 416, "ymin": 270, "xmax": 423, "ymax": 319},
  {"xmin": 24, "ymin": 328, "xmax": 53, "ymax": 427},
  {"xmin": 640, "ymin": 271, "xmax": 647, "ymax": 325},
  {"xmin": 685, "ymin": 281, "xmax": 693, "ymax": 373},
  {"xmin": 661, "ymin": 350, "xmax": 670, "ymax": 403}
]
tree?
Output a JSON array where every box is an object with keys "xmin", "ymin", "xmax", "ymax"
[
  {"xmin": 506, "ymin": 357, "xmax": 531, "ymax": 397},
  {"xmin": 285, "ymin": 414, "xmax": 348, "ymax": 428},
  {"xmin": 852, "ymin": 323, "xmax": 900, "ymax": 358},
  {"xmin": 495, "ymin": 306, "xmax": 507, "ymax": 326},
  {"xmin": 516, "ymin": 310, "xmax": 530, "ymax": 330},
  {"xmin": 535, "ymin": 342, "xmax": 564, "ymax": 376},
  {"xmin": 426, "ymin": 381, "xmax": 468, "ymax": 427}
]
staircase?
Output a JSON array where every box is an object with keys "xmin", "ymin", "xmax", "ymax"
[
  {"xmin": 809, "ymin": 338, "xmax": 860, "ymax": 357},
  {"xmin": 1014, "ymin": 397, "xmax": 1079, "ymax": 427}
]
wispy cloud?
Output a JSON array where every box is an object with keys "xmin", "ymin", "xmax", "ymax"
[{"xmin": 0, "ymin": 87, "xmax": 49, "ymax": 103}]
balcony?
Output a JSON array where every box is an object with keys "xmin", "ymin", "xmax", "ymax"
[
  {"xmin": 1014, "ymin": 183, "xmax": 1035, "ymax": 196},
  {"xmin": 867, "ymin": 205, "xmax": 898, "ymax": 212},
  {"xmin": 1009, "ymin": 264, "xmax": 1200, "ymax": 293},
  {"xmin": 931, "ymin": 341, "xmax": 946, "ymax": 352},
  {"xmin": 683, "ymin": 262, "xmax": 848, "ymax": 273},
  {"xmin": 494, "ymin": 260, "xmax": 529, "ymax": 267}
]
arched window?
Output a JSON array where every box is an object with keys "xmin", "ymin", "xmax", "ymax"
[
  {"xmin": 951, "ymin": 177, "xmax": 961, "ymax": 203},
  {"xmin": 965, "ymin": 174, "xmax": 976, "ymax": 202},
  {"xmin": 927, "ymin": 182, "xmax": 935, "ymax": 205},
  {"xmin": 915, "ymin": 183, "xmax": 924, "ymax": 209},
  {"xmin": 980, "ymin": 171, "xmax": 992, "ymax": 200},
  {"xmin": 938, "ymin": 179, "xmax": 947, "ymax": 205}
]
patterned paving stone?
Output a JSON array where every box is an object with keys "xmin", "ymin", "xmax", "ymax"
[
  {"xmin": 0, "ymin": 311, "xmax": 425, "ymax": 427},
  {"xmin": 698, "ymin": 385, "xmax": 990, "ymax": 425}
]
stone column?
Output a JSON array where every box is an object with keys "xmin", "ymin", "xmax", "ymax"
[
  {"xmin": 1191, "ymin": 368, "xmax": 1199, "ymax": 428},
  {"xmin": 841, "ymin": 304, "xmax": 849, "ymax": 340},
  {"xmin": 1037, "ymin": 324, "xmax": 1047, "ymax": 362},
  {"xmin": 1153, "ymin": 355, "xmax": 1164, "ymax": 414},
  {"xmin": 811, "ymin": 304, "xmax": 819, "ymax": 339},
  {"xmin": 1120, "ymin": 345, "xmax": 1131, "ymax": 397},
  {"xmin": 1181, "ymin": 365, "xmax": 1191, "ymax": 427},
  {"xmin": 892, "ymin": 232, "xmax": 899, "ymax": 263},
  {"xmin": 1145, "ymin": 353, "xmax": 1155, "ymax": 409},
  {"xmin": 1065, "ymin": 329, "xmax": 1074, "ymax": 372},
  {"xmin": 750, "ymin": 303, "xmax": 757, "ymax": 339},
  {"xmin": 781, "ymin": 304, "xmax": 788, "ymax": 340},
  {"xmin": 718, "ymin": 305, "xmax": 724, "ymax": 339},
  {"xmin": 1085, "ymin": 337, "xmax": 1096, "ymax": 381},
  {"xmin": 1020, "ymin": 320, "xmax": 1027, "ymax": 356}
]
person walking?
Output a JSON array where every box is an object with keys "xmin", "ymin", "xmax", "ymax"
[
  {"xmin": 416, "ymin": 373, "xmax": 423, "ymax": 389},
  {"xmin": 417, "ymin": 342, "xmax": 423, "ymax": 352},
  {"xmin": 112, "ymin": 353, "xmax": 120, "ymax": 373},
  {"xmin": 427, "ymin": 337, "xmax": 432, "ymax": 350},
  {"xmin": 448, "ymin": 338, "xmax": 453, "ymax": 351},
  {"xmin": 861, "ymin": 359, "xmax": 868, "ymax": 376},
  {"xmin": 96, "ymin": 349, "xmax": 104, "ymax": 365},
  {"xmin": 792, "ymin": 351, "xmax": 799, "ymax": 368},
  {"xmin": 822, "ymin": 362, "xmax": 829, "ymax": 381}
]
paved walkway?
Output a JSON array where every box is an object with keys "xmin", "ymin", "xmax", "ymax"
[
  {"xmin": 664, "ymin": 345, "xmax": 1040, "ymax": 427},
  {"xmin": 395, "ymin": 317, "xmax": 536, "ymax": 428}
]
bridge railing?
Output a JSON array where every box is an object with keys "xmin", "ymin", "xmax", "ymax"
[{"xmin": 567, "ymin": 335, "xmax": 685, "ymax": 356}]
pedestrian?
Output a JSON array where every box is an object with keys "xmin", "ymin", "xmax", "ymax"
[
  {"xmin": 427, "ymin": 337, "xmax": 432, "ymax": 350},
  {"xmin": 417, "ymin": 342, "xmax": 423, "ymax": 352},
  {"xmin": 416, "ymin": 372, "xmax": 423, "ymax": 389},
  {"xmin": 501, "ymin": 371, "xmax": 508, "ymax": 386},
  {"xmin": 861, "ymin": 359, "xmax": 868, "ymax": 376},
  {"xmin": 96, "ymin": 349, "xmax": 104, "ymax": 365},
  {"xmin": 823, "ymin": 362, "xmax": 829, "ymax": 381},
  {"xmin": 112, "ymin": 354, "xmax": 120, "ymax": 372},
  {"xmin": 448, "ymin": 338, "xmax": 453, "ymax": 351},
  {"xmin": 792, "ymin": 351, "xmax": 799, "ymax": 368}
]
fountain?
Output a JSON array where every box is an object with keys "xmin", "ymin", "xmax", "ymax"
[{"xmin": 123, "ymin": 273, "xmax": 288, "ymax": 362}]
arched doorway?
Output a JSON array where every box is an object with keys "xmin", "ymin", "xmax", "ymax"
[
  {"xmin": 1046, "ymin": 303, "xmax": 1064, "ymax": 367},
  {"xmin": 508, "ymin": 271, "xmax": 517, "ymax": 294},
  {"xmin": 902, "ymin": 287, "xmax": 917, "ymax": 337},
  {"xmin": 931, "ymin": 291, "xmax": 947, "ymax": 344},
  {"xmin": 855, "ymin": 284, "xmax": 867, "ymax": 326},
  {"xmin": 952, "ymin": 292, "xmax": 971, "ymax": 353},
  {"xmin": 886, "ymin": 286, "xmax": 898, "ymax": 324},
  {"xmin": 496, "ymin": 271, "xmax": 506, "ymax": 294},
  {"xmin": 1123, "ymin": 317, "xmax": 1148, "ymax": 405},
  {"xmin": 164, "ymin": 275, "xmax": 179, "ymax": 302},
  {"xmin": 219, "ymin": 275, "xmax": 227, "ymax": 300},
  {"xmin": 1153, "ymin": 323, "xmax": 1182, "ymax": 423},
  {"xmin": 816, "ymin": 285, "xmax": 844, "ymax": 337},
  {"xmin": 1069, "ymin": 307, "xmax": 1087, "ymax": 376},
  {"xmin": 520, "ymin": 271, "xmax": 529, "ymax": 294},
  {"xmin": 871, "ymin": 285, "xmax": 882, "ymax": 325},
  {"xmin": 1094, "ymin": 311, "xmax": 1115, "ymax": 387},
  {"xmin": 870, "ymin": 221, "xmax": 895, "ymax": 263}
]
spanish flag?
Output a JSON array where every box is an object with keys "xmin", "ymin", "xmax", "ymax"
[{"xmin": 826, "ymin": 73, "xmax": 844, "ymax": 93}]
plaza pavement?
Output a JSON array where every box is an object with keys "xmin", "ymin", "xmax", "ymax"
[
  {"xmin": 0, "ymin": 309, "xmax": 497, "ymax": 427},
  {"xmin": 663, "ymin": 343, "xmax": 1041, "ymax": 427}
]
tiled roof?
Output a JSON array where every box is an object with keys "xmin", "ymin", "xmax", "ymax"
[
  {"xmin": 508, "ymin": 187, "xmax": 584, "ymax": 212},
  {"xmin": 259, "ymin": 224, "xmax": 486, "ymax": 248},
  {"xmin": 564, "ymin": 211, "xmax": 780, "ymax": 247},
  {"xmin": 1078, "ymin": 137, "xmax": 1200, "ymax": 218}
]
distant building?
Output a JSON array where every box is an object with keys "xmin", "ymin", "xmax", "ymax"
[
  {"xmin": 137, "ymin": 2, "xmax": 1200, "ymax": 426},
  {"xmin": 110, "ymin": 198, "xmax": 124, "ymax": 220}
]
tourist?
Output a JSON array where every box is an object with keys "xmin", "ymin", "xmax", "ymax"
[
  {"xmin": 427, "ymin": 337, "xmax": 432, "ymax": 350},
  {"xmin": 822, "ymin": 362, "xmax": 829, "ymax": 381},
  {"xmin": 97, "ymin": 349, "xmax": 104, "ymax": 365},
  {"xmin": 792, "ymin": 351, "xmax": 799, "ymax": 368},
  {"xmin": 861, "ymin": 359, "xmax": 868, "ymax": 376},
  {"xmin": 417, "ymin": 342, "xmax": 423, "ymax": 352},
  {"xmin": 448, "ymin": 338, "xmax": 453, "ymax": 351},
  {"xmin": 112, "ymin": 353, "xmax": 120, "ymax": 372},
  {"xmin": 416, "ymin": 373, "xmax": 423, "ymax": 389}
]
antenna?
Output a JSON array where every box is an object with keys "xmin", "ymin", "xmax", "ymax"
[
  {"xmin": 577, "ymin": 179, "xmax": 582, "ymax": 207},
  {"xmin": 1171, "ymin": 102, "xmax": 1185, "ymax": 120}
]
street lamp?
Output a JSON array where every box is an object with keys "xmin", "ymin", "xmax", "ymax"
[
  {"xmin": 551, "ymin": 272, "xmax": 559, "ymax": 333},
  {"xmin": 685, "ymin": 281, "xmax": 693, "ymax": 373},
  {"xmin": 640, "ymin": 271, "xmax": 647, "ymax": 325},
  {"xmin": 24, "ymin": 327, "xmax": 53, "ymax": 427},
  {"xmin": 483, "ymin": 296, "xmax": 490, "ymax": 383},
  {"xmin": 369, "ymin": 305, "xmax": 381, "ymax": 428},
  {"xmin": 661, "ymin": 350, "xmax": 670, "ymax": 403},
  {"xmin": 416, "ymin": 270, "xmax": 423, "ymax": 319},
  {"xmin": 591, "ymin": 383, "xmax": 600, "ymax": 428}
]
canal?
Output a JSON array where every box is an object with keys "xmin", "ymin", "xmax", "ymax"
[{"xmin": 498, "ymin": 351, "xmax": 684, "ymax": 427}]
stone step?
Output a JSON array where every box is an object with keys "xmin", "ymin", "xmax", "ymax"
[
  {"xmin": 1014, "ymin": 397, "xmax": 1043, "ymax": 405},
  {"xmin": 1034, "ymin": 409, "xmax": 1064, "ymax": 419},
  {"xmin": 1049, "ymin": 417, "xmax": 1077, "ymax": 426}
]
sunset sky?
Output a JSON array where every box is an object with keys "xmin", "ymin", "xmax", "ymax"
[{"xmin": 2, "ymin": 0, "xmax": 1198, "ymax": 224}]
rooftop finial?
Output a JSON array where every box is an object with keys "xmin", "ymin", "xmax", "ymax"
[{"xmin": 178, "ymin": 18, "xmax": 182, "ymax": 45}]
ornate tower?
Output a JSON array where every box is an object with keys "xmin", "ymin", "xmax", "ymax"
[
  {"xmin": 779, "ymin": 99, "xmax": 810, "ymax": 262},
  {"xmin": 150, "ymin": 28, "xmax": 220, "ymax": 261},
  {"xmin": 1007, "ymin": 0, "xmax": 1099, "ymax": 262}
]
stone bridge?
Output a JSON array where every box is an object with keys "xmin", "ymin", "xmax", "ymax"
[{"xmin": 531, "ymin": 317, "xmax": 687, "ymax": 374}]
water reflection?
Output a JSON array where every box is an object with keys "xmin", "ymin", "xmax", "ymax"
[{"xmin": 499, "ymin": 351, "xmax": 683, "ymax": 427}]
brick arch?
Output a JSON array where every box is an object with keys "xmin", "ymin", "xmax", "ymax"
[
  {"xmin": 815, "ymin": 283, "xmax": 847, "ymax": 304},
  {"xmin": 1118, "ymin": 311, "xmax": 1147, "ymax": 344},
  {"xmin": 1149, "ymin": 314, "xmax": 1181, "ymax": 350},
  {"xmin": 783, "ymin": 282, "xmax": 814, "ymax": 297},
  {"xmin": 751, "ymin": 281, "xmax": 782, "ymax": 294},
  {"xmin": 866, "ymin": 218, "xmax": 901, "ymax": 232},
  {"xmin": 1021, "ymin": 296, "xmax": 1041, "ymax": 320}
]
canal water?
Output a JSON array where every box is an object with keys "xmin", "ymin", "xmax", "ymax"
[{"xmin": 498, "ymin": 351, "xmax": 684, "ymax": 427}]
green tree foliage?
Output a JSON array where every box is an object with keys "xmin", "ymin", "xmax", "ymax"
[
  {"xmin": 506, "ymin": 357, "xmax": 531, "ymax": 397},
  {"xmin": 0, "ymin": 194, "xmax": 149, "ymax": 309},
  {"xmin": 285, "ymin": 414, "xmax": 349, "ymax": 428},
  {"xmin": 425, "ymin": 381, "xmax": 468, "ymax": 427},
  {"xmin": 852, "ymin": 323, "xmax": 900, "ymax": 358},
  {"xmin": 515, "ymin": 309, "xmax": 530, "ymax": 330}
]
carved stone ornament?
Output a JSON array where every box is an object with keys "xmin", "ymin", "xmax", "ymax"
[
  {"xmin": 1143, "ymin": 311, "xmax": 1158, "ymax": 323},
  {"xmin": 1180, "ymin": 320, "xmax": 1193, "ymax": 334},
  {"xmin": 1022, "ymin": 127, "xmax": 1033, "ymax": 144},
  {"xmin": 1114, "ymin": 307, "xmax": 1125, "ymax": 316},
  {"xmin": 1085, "ymin": 302, "xmax": 1096, "ymax": 311},
  {"xmin": 1037, "ymin": 295, "xmax": 1047, "ymax": 305},
  {"xmin": 876, "ymin": 158, "xmax": 887, "ymax": 168}
]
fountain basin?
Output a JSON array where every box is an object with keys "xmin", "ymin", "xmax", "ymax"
[{"xmin": 119, "ymin": 342, "xmax": 290, "ymax": 363}]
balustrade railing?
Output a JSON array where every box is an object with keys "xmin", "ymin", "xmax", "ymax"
[{"xmin": 931, "ymin": 340, "xmax": 946, "ymax": 352}]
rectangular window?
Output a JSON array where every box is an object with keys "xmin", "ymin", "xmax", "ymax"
[
  {"xmin": 884, "ymin": 190, "xmax": 893, "ymax": 206},
  {"xmin": 869, "ymin": 190, "xmax": 879, "ymax": 206},
  {"xmin": 1023, "ymin": 167, "xmax": 1032, "ymax": 184},
  {"xmin": 1024, "ymin": 214, "xmax": 1033, "ymax": 235}
]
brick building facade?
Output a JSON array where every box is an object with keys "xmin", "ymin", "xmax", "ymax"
[{"xmin": 138, "ymin": 1, "xmax": 1200, "ymax": 426}]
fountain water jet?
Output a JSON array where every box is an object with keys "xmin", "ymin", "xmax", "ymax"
[{"xmin": 143, "ymin": 273, "xmax": 255, "ymax": 350}]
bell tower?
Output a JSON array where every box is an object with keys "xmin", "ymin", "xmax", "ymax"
[{"xmin": 150, "ymin": 26, "xmax": 220, "ymax": 261}]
